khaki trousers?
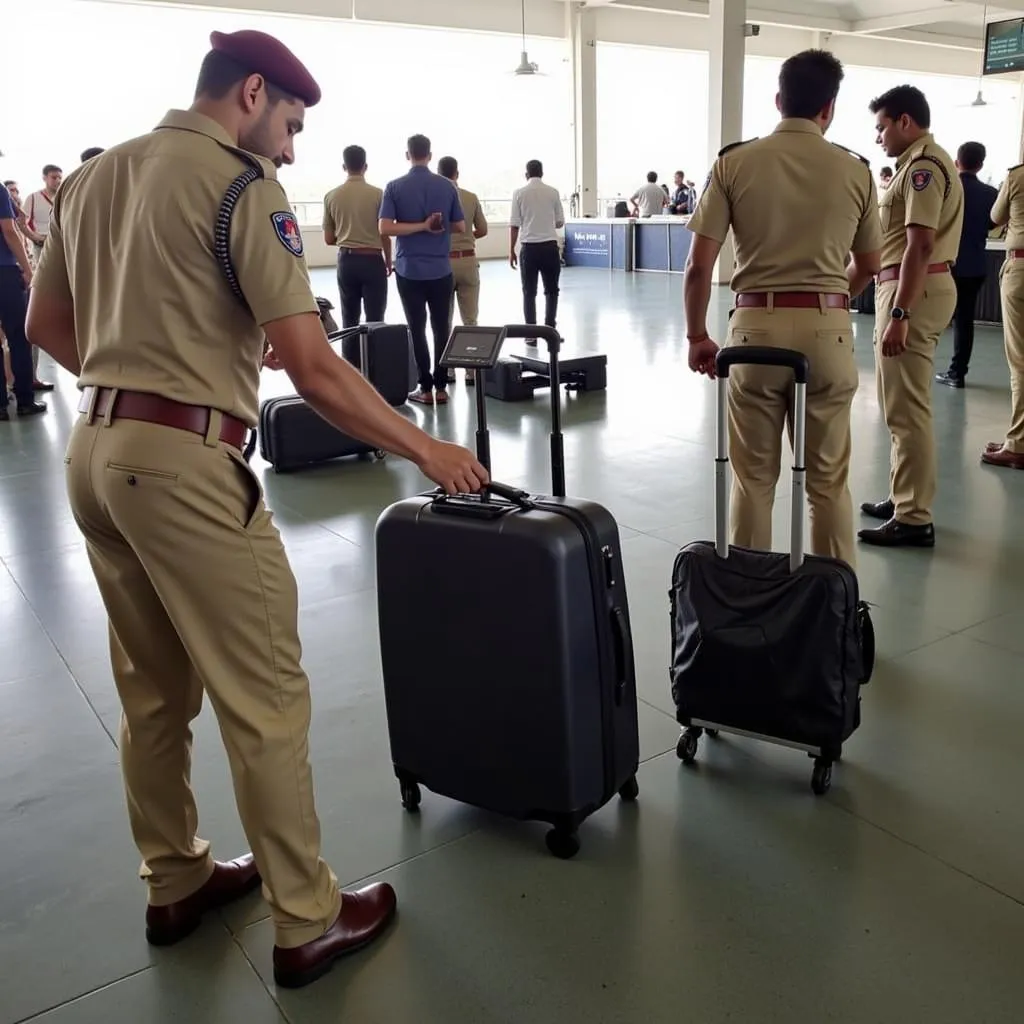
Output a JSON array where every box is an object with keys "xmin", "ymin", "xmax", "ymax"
[
  {"xmin": 726, "ymin": 305, "xmax": 860, "ymax": 570},
  {"xmin": 874, "ymin": 275, "xmax": 956, "ymax": 525},
  {"xmin": 450, "ymin": 256, "xmax": 480, "ymax": 328},
  {"xmin": 999, "ymin": 259, "xmax": 1024, "ymax": 453},
  {"xmin": 65, "ymin": 413, "xmax": 341, "ymax": 949}
]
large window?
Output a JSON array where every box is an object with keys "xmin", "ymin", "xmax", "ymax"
[
  {"xmin": 596, "ymin": 42, "xmax": 710, "ymax": 208},
  {"xmin": 1, "ymin": 0, "xmax": 573, "ymax": 223},
  {"xmin": 744, "ymin": 56, "xmax": 1020, "ymax": 187}
]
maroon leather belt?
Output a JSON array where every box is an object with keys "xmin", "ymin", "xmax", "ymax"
[
  {"xmin": 1008, "ymin": 249, "xmax": 1024, "ymax": 260},
  {"xmin": 449, "ymin": 249, "xmax": 476, "ymax": 259},
  {"xmin": 735, "ymin": 292, "xmax": 849, "ymax": 310},
  {"xmin": 339, "ymin": 247, "xmax": 382, "ymax": 257},
  {"xmin": 877, "ymin": 262, "xmax": 950, "ymax": 284},
  {"xmin": 78, "ymin": 387, "xmax": 248, "ymax": 451}
]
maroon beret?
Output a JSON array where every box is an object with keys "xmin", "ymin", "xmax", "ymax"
[{"xmin": 210, "ymin": 29, "xmax": 321, "ymax": 107}]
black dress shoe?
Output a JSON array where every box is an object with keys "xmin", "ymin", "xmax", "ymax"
[
  {"xmin": 860, "ymin": 498, "xmax": 894, "ymax": 520},
  {"xmin": 16, "ymin": 401, "xmax": 47, "ymax": 417},
  {"xmin": 858, "ymin": 519, "xmax": 935, "ymax": 548},
  {"xmin": 935, "ymin": 371, "xmax": 964, "ymax": 389}
]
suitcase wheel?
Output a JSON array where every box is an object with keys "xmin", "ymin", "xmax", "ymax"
[
  {"xmin": 811, "ymin": 758, "xmax": 833, "ymax": 797},
  {"xmin": 399, "ymin": 779, "xmax": 421, "ymax": 813},
  {"xmin": 545, "ymin": 827, "xmax": 581, "ymax": 860},
  {"xmin": 677, "ymin": 728, "xmax": 701, "ymax": 765},
  {"xmin": 618, "ymin": 776, "xmax": 639, "ymax": 803}
]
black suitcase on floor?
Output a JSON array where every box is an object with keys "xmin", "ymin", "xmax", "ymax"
[
  {"xmin": 669, "ymin": 347, "xmax": 874, "ymax": 796},
  {"xmin": 338, "ymin": 322, "xmax": 416, "ymax": 407},
  {"xmin": 375, "ymin": 324, "xmax": 641, "ymax": 859},
  {"xmin": 257, "ymin": 326, "xmax": 386, "ymax": 472}
]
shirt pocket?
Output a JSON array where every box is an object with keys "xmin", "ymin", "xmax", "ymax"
[{"xmin": 878, "ymin": 190, "xmax": 896, "ymax": 233}]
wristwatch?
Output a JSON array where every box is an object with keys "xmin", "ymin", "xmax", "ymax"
[{"xmin": 890, "ymin": 306, "xmax": 911, "ymax": 321}]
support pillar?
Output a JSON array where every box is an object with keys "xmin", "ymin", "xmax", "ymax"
[
  {"xmin": 568, "ymin": 3, "xmax": 598, "ymax": 216},
  {"xmin": 707, "ymin": 0, "xmax": 747, "ymax": 283}
]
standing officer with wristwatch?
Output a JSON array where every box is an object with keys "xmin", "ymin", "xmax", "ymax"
[{"xmin": 858, "ymin": 85, "xmax": 963, "ymax": 549}]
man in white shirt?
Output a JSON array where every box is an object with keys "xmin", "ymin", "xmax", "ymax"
[
  {"xmin": 631, "ymin": 172, "xmax": 668, "ymax": 218},
  {"xmin": 509, "ymin": 160, "xmax": 565, "ymax": 344}
]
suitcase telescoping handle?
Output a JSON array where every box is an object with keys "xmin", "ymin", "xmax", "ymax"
[
  {"xmin": 498, "ymin": 325, "xmax": 565, "ymax": 498},
  {"xmin": 713, "ymin": 347, "xmax": 809, "ymax": 572},
  {"xmin": 327, "ymin": 325, "xmax": 372, "ymax": 377}
]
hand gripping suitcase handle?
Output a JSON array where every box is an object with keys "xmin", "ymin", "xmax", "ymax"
[
  {"xmin": 712, "ymin": 346, "xmax": 809, "ymax": 572},
  {"xmin": 430, "ymin": 481, "xmax": 534, "ymax": 519},
  {"xmin": 498, "ymin": 325, "xmax": 566, "ymax": 498}
]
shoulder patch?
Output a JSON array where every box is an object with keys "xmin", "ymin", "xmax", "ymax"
[
  {"xmin": 270, "ymin": 211, "xmax": 304, "ymax": 257},
  {"xmin": 910, "ymin": 169, "xmax": 933, "ymax": 192},
  {"xmin": 718, "ymin": 138, "xmax": 757, "ymax": 158},
  {"xmin": 908, "ymin": 154, "xmax": 951, "ymax": 199},
  {"xmin": 831, "ymin": 142, "xmax": 870, "ymax": 166}
]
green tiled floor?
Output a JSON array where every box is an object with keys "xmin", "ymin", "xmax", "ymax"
[{"xmin": 1, "ymin": 264, "xmax": 1022, "ymax": 1023}]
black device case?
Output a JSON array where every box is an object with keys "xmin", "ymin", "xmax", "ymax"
[
  {"xmin": 339, "ymin": 322, "xmax": 416, "ymax": 407},
  {"xmin": 257, "ymin": 326, "xmax": 386, "ymax": 473},
  {"xmin": 669, "ymin": 346, "xmax": 874, "ymax": 796},
  {"xmin": 374, "ymin": 325, "xmax": 641, "ymax": 859}
]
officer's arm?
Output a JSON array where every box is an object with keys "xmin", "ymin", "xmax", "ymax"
[
  {"xmin": 895, "ymin": 160, "xmax": 943, "ymax": 312},
  {"xmin": 25, "ymin": 198, "xmax": 82, "ymax": 375},
  {"xmin": 683, "ymin": 235, "xmax": 722, "ymax": 342},
  {"xmin": 474, "ymin": 203, "xmax": 489, "ymax": 239},
  {"xmin": 991, "ymin": 178, "xmax": 1011, "ymax": 228},
  {"xmin": 848, "ymin": 175, "xmax": 883, "ymax": 298},
  {"xmin": 683, "ymin": 161, "xmax": 730, "ymax": 342},
  {"xmin": 322, "ymin": 198, "xmax": 337, "ymax": 247}
]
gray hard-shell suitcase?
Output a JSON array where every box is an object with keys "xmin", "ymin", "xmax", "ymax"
[{"xmin": 374, "ymin": 325, "xmax": 641, "ymax": 859}]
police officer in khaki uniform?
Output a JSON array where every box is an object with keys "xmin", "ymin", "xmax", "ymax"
[
  {"xmin": 982, "ymin": 165, "xmax": 1024, "ymax": 469},
  {"xmin": 858, "ymin": 85, "xmax": 963, "ymax": 548},
  {"xmin": 26, "ymin": 29, "xmax": 487, "ymax": 990},
  {"xmin": 685, "ymin": 49, "xmax": 881, "ymax": 570},
  {"xmin": 438, "ymin": 155, "xmax": 488, "ymax": 384},
  {"xmin": 322, "ymin": 144, "xmax": 392, "ymax": 328}
]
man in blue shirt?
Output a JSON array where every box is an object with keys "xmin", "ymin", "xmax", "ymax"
[
  {"xmin": 0, "ymin": 184, "xmax": 47, "ymax": 419},
  {"xmin": 936, "ymin": 141, "xmax": 998, "ymax": 388},
  {"xmin": 379, "ymin": 134, "xmax": 465, "ymax": 405}
]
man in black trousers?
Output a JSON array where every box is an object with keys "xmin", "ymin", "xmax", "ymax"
[
  {"xmin": 509, "ymin": 160, "xmax": 565, "ymax": 345},
  {"xmin": 936, "ymin": 141, "xmax": 998, "ymax": 388}
]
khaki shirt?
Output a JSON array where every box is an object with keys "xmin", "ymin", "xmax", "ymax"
[
  {"xmin": 450, "ymin": 187, "xmax": 487, "ymax": 253},
  {"xmin": 33, "ymin": 110, "xmax": 318, "ymax": 428},
  {"xmin": 991, "ymin": 165, "xmax": 1024, "ymax": 250},
  {"xmin": 878, "ymin": 133, "xmax": 964, "ymax": 268},
  {"xmin": 689, "ymin": 119, "xmax": 882, "ymax": 294},
  {"xmin": 322, "ymin": 175, "xmax": 384, "ymax": 251}
]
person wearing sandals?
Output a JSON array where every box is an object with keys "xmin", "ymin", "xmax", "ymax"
[{"xmin": 379, "ymin": 135, "xmax": 465, "ymax": 405}]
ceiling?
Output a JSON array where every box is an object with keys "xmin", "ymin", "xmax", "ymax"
[{"xmin": 556, "ymin": 0, "xmax": 1024, "ymax": 50}]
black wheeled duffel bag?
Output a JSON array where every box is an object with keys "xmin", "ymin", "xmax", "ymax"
[{"xmin": 669, "ymin": 346, "xmax": 874, "ymax": 796}]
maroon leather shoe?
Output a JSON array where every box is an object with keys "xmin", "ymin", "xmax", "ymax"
[
  {"xmin": 145, "ymin": 854, "xmax": 261, "ymax": 947},
  {"xmin": 273, "ymin": 882, "xmax": 397, "ymax": 989},
  {"xmin": 982, "ymin": 446, "xmax": 1024, "ymax": 470}
]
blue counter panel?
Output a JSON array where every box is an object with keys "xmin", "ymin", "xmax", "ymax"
[{"xmin": 563, "ymin": 221, "xmax": 633, "ymax": 270}]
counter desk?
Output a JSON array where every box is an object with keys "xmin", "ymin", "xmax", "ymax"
[
  {"xmin": 563, "ymin": 216, "xmax": 694, "ymax": 274},
  {"xmin": 852, "ymin": 239, "xmax": 1007, "ymax": 324}
]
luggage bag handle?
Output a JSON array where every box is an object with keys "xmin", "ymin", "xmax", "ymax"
[
  {"xmin": 713, "ymin": 347, "xmax": 809, "ymax": 572},
  {"xmin": 496, "ymin": 325, "xmax": 565, "ymax": 498}
]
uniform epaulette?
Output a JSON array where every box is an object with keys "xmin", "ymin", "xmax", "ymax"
[
  {"xmin": 718, "ymin": 138, "xmax": 757, "ymax": 157},
  {"xmin": 831, "ymin": 142, "xmax": 870, "ymax": 166}
]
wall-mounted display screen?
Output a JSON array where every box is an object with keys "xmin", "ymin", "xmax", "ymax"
[{"xmin": 984, "ymin": 17, "xmax": 1024, "ymax": 75}]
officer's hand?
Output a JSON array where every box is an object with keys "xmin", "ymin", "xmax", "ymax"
[
  {"xmin": 688, "ymin": 336, "xmax": 720, "ymax": 378},
  {"xmin": 416, "ymin": 439, "xmax": 490, "ymax": 495},
  {"xmin": 881, "ymin": 319, "xmax": 908, "ymax": 358},
  {"xmin": 20, "ymin": 265, "xmax": 33, "ymax": 288},
  {"xmin": 385, "ymin": 261, "xmax": 394, "ymax": 277},
  {"xmin": 262, "ymin": 347, "xmax": 285, "ymax": 371},
  {"xmin": 509, "ymin": 252, "xmax": 518, "ymax": 270}
]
